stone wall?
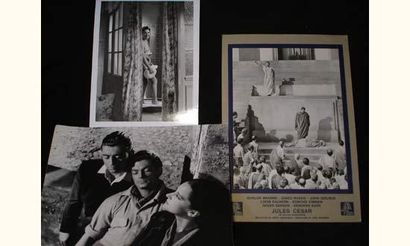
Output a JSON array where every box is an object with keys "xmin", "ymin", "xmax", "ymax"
[
  {"xmin": 233, "ymin": 60, "xmax": 342, "ymax": 121},
  {"xmin": 192, "ymin": 124, "xmax": 230, "ymax": 186},
  {"xmin": 248, "ymin": 96, "xmax": 341, "ymax": 142}
]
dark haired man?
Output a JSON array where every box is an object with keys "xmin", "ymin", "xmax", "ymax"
[
  {"xmin": 59, "ymin": 132, "xmax": 134, "ymax": 245},
  {"xmin": 319, "ymin": 148, "xmax": 336, "ymax": 171},
  {"xmin": 142, "ymin": 25, "xmax": 158, "ymax": 104},
  {"xmin": 76, "ymin": 150, "xmax": 173, "ymax": 246},
  {"xmin": 295, "ymin": 106, "xmax": 310, "ymax": 139},
  {"xmin": 300, "ymin": 157, "xmax": 313, "ymax": 180}
]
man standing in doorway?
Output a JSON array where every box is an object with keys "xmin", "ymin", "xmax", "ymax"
[
  {"xmin": 142, "ymin": 26, "xmax": 158, "ymax": 104},
  {"xmin": 295, "ymin": 107, "xmax": 310, "ymax": 139}
]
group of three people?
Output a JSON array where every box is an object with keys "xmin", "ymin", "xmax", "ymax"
[{"xmin": 59, "ymin": 131, "xmax": 231, "ymax": 246}]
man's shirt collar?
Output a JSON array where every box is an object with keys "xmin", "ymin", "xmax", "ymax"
[
  {"xmin": 123, "ymin": 181, "xmax": 168, "ymax": 210},
  {"xmin": 97, "ymin": 165, "xmax": 131, "ymax": 185}
]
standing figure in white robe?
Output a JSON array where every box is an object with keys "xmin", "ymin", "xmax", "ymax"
[{"xmin": 255, "ymin": 61, "xmax": 276, "ymax": 96}]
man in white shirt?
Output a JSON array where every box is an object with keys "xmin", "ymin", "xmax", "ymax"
[
  {"xmin": 248, "ymin": 135, "xmax": 259, "ymax": 155},
  {"xmin": 276, "ymin": 141, "xmax": 285, "ymax": 160},
  {"xmin": 233, "ymin": 138, "xmax": 245, "ymax": 167},
  {"xmin": 76, "ymin": 150, "xmax": 173, "ymax": 246},
  {"xmin": 319, "ymin": 149, "xmax": 336, "ymax": 171}
]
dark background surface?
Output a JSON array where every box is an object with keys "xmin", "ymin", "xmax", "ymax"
[{"xmin": 43, "ymin": 0, "xmax": 369, "ymax": 245}]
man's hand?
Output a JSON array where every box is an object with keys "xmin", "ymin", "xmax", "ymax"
[{"xmin": 59, "ymin": 232, "xmax": 70, "ymax": 246}]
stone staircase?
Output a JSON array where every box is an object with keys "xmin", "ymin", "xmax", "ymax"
[
  {"xmin": 233, "ymin": 60, "xmax": 341, "ymax": 86},
  {"xmin": 232, "ymin": 60, "xmax": 343, "ymax": 121},
  {"xmin": 257, "ymin": 142, "xmax": 337, "ymax": 168}
]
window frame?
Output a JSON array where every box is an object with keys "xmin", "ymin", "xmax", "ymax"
[{"xmin": 106, "ymin": 4, "xmax": 124, "ymax": 77}]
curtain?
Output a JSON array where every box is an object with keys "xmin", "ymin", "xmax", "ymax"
[
  {"xmin": 161, "ymin": 2, "xmax": 178, "ymax": 121},
  {"xmin": 122, "ymin": 3, "xmax": 143, "ymax": 121}
]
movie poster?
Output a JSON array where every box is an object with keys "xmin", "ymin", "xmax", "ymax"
[{"xmin": 222, "ymin": 35, "xmax": 361, "ymax": 222}]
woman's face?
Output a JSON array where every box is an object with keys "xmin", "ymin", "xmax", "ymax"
[{"xmin": 163, "ymin": 182, "xmax": 193, "ymax": 216}]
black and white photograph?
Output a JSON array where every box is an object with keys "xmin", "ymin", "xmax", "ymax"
[
  {"xmin": 230, "ymin": 46, "xmax": 351, "ymax": 191},
  {"xmin": 89, "ymin": 0, "xmax": 200, "ymax": 127},
  {"xmin": 40, "ymin": 1, "xmax": 369, "ymax": 245},
  {"xmin": 41, "ymin": 125, "xmax": 231, "ymax": 245}
]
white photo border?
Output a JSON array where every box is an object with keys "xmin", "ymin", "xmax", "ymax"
[{"xmin": 89, "ymin": 0, "xmax": 200, "ymax": 127}]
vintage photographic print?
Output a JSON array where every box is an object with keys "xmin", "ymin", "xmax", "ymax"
[
  {"xmin": 42, "ymin": 124, "xmax": 231, "ymax": 245},
  {"xmin": 232, "ymin": 46, "xmax": 349, "ymax": 191},
  {"xmin": 222, "ymin": 35, "xmax": 361, "ymax": 222},
  {"xmin": 89, "ymin": 0, "xmax": 200, "ymax": 127}
]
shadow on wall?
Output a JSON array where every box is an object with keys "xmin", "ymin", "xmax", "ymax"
[
  {"xmin": 252, "ymin": 127, "xmax": 295, "ymax": 143},
  {"xmin": 251, "ymin": 116, "xmax": 335, "ymax": 143},
  {"xmin": 246, "ymin": 116, "xmax": 266, "ymax": 142},
  {"xmin": 245, "ymin": 109, "xmax": 296, "ymax": 143},
  {"xmin": 317, "ymin": 116, "xmax": 333, "ymax": 142}
]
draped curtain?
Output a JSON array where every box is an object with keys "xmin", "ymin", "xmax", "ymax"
[
  {"xmin": 122, "ymin": 3, "xmax": 143, "ymax": 121},
  {"xmin": 161, "ymin": 2, "xmax": 178, "ymax": 121}
]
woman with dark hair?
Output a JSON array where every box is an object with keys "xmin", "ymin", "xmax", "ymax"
[{"xmin": 131, "ymin": 178, "xmax": 233, "ymax": 246}]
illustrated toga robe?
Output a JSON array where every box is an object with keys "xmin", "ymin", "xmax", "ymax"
[
  {"xmin": 253, "ymin": 65, "xmax": 275, "ymax": 96},
  {"xmin": 295, "ymin": 112, "xmax": 310, "ymax": 139},
  {"xmin": 258, "ymin": 66, "xmax": 275, "ymax": 96}
]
